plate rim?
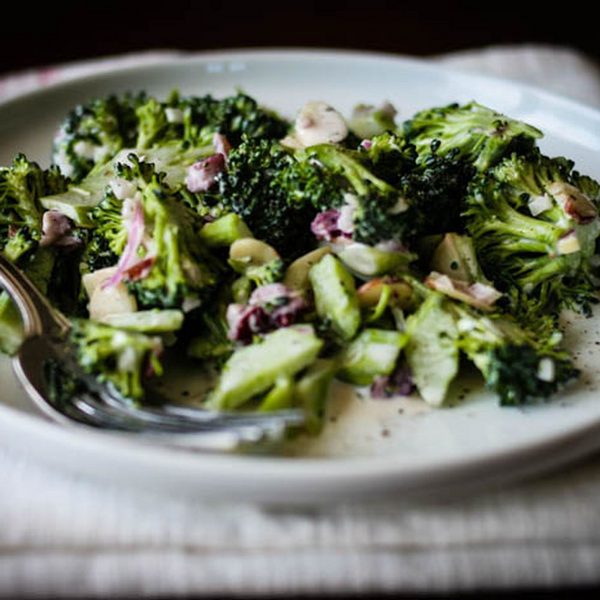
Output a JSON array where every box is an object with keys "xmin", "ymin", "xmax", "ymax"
[{"xmin": 2, "ymin": 46, "xmax": 600, "ymax": 120}]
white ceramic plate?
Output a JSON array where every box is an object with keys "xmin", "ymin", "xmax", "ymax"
[{"xmin": 2, "ymin": 49, "xmax": 600, "ymax": 505}]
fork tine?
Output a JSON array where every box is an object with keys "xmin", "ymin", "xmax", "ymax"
[
  {"xmin": 16, "ymin": 333, "xmax": 304, "ymax": 446},
  {"xmin": 71, "ymin": 391, "xmax": 299, "ymax": 434},
  {"xmin": 56, "ymin": 390, "xmax": 288, "ymax": 451}
]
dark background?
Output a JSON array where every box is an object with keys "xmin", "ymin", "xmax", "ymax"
[{"xmin": 2, "ymin": 3, "xmax": 598, "ymax": 76}]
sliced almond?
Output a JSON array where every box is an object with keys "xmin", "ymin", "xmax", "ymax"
[
  {"xmin": 548, "ymin": 182, "xmax": 598, "ymax": 224},
  {"xmin": 357, "ymin": 277, "xmax": 412, "ymax": 308},
  {"xmin": 293, "ymin": 101, "xmax": 348, "ymax": 147},
  {"xmin": 229, "ymin": 238, "xmax": 280, "ymax": 270},
  {"xmin": 425, "ymin": 271, "xmax": 502, "ymax": 311},
  {"xmin": 283, "ymin": 246, "xmax": 332, "ymax": 292}
]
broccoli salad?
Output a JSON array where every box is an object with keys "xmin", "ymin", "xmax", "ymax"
[{"xmin": 1, "ymin": 89, "xmax": 598, "ymax": 435}]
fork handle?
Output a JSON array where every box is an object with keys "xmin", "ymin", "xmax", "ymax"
[{"xmin": 0, "ymin": 253, "xmax": 70, "ymax": 337}]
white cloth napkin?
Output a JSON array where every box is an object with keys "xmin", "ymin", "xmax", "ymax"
[{"xmin": 2, "ymin": 44, "xmax": 600, "ymax": 598}]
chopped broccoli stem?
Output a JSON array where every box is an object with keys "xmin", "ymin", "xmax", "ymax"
[
  {"xmin": 205, "ymin": 325, "xmax": 323, "ymax": 411},
  {"xmin": 337, "ymin": 328, "xmax": 406, "ymax": 386},
  {"xmin": 292, "ymin": 358, "xmax": 337, "ymax": 435},
  {"xmin": 199, "ymin": 213, "xmax": 253, "ymax": 248},
  {"xmin": 404, "ymin": 292, "xmax": 460, "ymax": 407},
  {"xmin": 309, "ymin": 254, "xmax": 361, "ymax": 342},
  {"xmin": 259, "ymin": 376, "xmax": 295, "ymax": 412}
]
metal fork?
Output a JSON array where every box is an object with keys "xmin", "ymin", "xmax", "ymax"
[{"xmin": 0, "ymin": 253, "xmax": 305, "ymax": 451}]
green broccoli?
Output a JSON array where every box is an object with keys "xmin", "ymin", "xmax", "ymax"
[
  {"xmin": 453, "ymin": 303, "xmax": 579, "ymax": 406},
  {"xmin": 86, "ymin": 154, "xmax": 221, "ymax": 310},
  {"xmin": 464, "ymin": 149, "xmax": 600, "ymax": 314},
  {"xmin": 357, "ymin": 132, "xmax": 476, "ymax": 237},
  {"xmin": 1, "ymin": 154, "xmax": 54, "ymax": 260},
  {"xmin": 403, "ymin": 278, "xmax": 579, "ymax": 406},
  {"xmin": 51, "ymin": 94, "xmax": 141, "ymax": 182},
  {"xmin": 205, "ymin": 137, "xmax": 346, "ymax": 258},
  {"xmin": 176, "ymin": 91, "xmax": 289, "ymax": 147},
  {"xmin": 304, "ymin": 143, "xmax": 416, "ymax": 247},
  {"xmin": 0, "ymin": 155, "xmax": 72, "ymax": 351},
  {"xmin": 402, "ymin": 101, "xmax": 543, "ymax": 171},
  {"xmin": 129, "ymin": 89, "xmax": 289, "ymax": 151},
  {"xmin": 69, "ymin": 318, "xmax": 164, "ymax": 401}
]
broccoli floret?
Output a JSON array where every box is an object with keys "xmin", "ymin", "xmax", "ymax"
[
  {"xmin": 87, "ymin": 154, "xmax": 221, "ymax": 310},
  {"xmin": 51, "ymin": 94, "xmax": 141, "ymax": 181},
  {"xmin": 402, "ymin": 101, "xmax": 543, "ymax": 171},
  {"xmin": 1, "ymin": 153, "xmax": 74, "ymax": 289},
  {"xmin": 358, "ymin": 132, "xmax": 476, "ymax": 236},
  {"xmin": 134, "ymin": 93, "xmax": 185, "ymax": 150},
  {"xmin": 359, "ymin": 132, "xmax": 417, "ymax": 186},
  {"xmin": 177, "ymin": 91, "xmax": 289, "ymax": 147},
  {"xmin": 304, "ymin": 143, "xmax": 416, "ymax": 247},
  {"xmin": 0, "ymin": 154, "xmax": 49, "ymax": 258},
  {"xmin": 404, "ymin": 278, "xmax": 579, "ymax": 406},
  {"xmin": 0, "ymin": 156, "xmax": 71, "ymax": 280},
  {"xmin": 0, "ymin": 155, "xmax": 73, "ymax": 350},
  {"xmin": 69, "ymin": 318, "xmax": 163, "ymax": 401},
  {"xmin": 464, "ymin": 149, "xmax": 600, "ymax": 314},
  {"xmin": 208, "ymin": 137, "xmax": 345, "ymax": 258},
  {"xmin": 134, "ymin": 90, "xmax": 289, "ymax": 151},
  {"xmin": 453, "ymin": 303, "xmax": 579, "ymax": 406},
  {"xmin": 401, "ymin": 151, "xmax": 476, "ymax": 236},
  {"xmin": 83, "ymin": 192, "xmax": 127, "ymax": 273},
  {"xmin": 243, "ymin": 258, "xmax": 286, "ymax": 288}
]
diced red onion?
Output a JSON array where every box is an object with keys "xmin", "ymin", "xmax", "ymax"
[
  {"xmin": 270, "ymin": 294, "xmax": 307, "ymax": 328},
  {"xmin": 226, "ymin": 303, "xmax": 270, "ymax": 344},
  {"xmin": 185, "ymin": 153, "xmax": 226, "ymax": 193},
  {"xmin": 248, "ymin": 283, "xmax": 291, "ymax": 306},
  {"xmin": 102, "ymin": 197, "xmax": 146, "ymax": 290},
  {"xmin": 227, "ymin": 283, "xmax": 307, "ymax": 343},
  {"xmin": 311, "ymin": 209, "xmax": 352, "ymax": 242}
]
